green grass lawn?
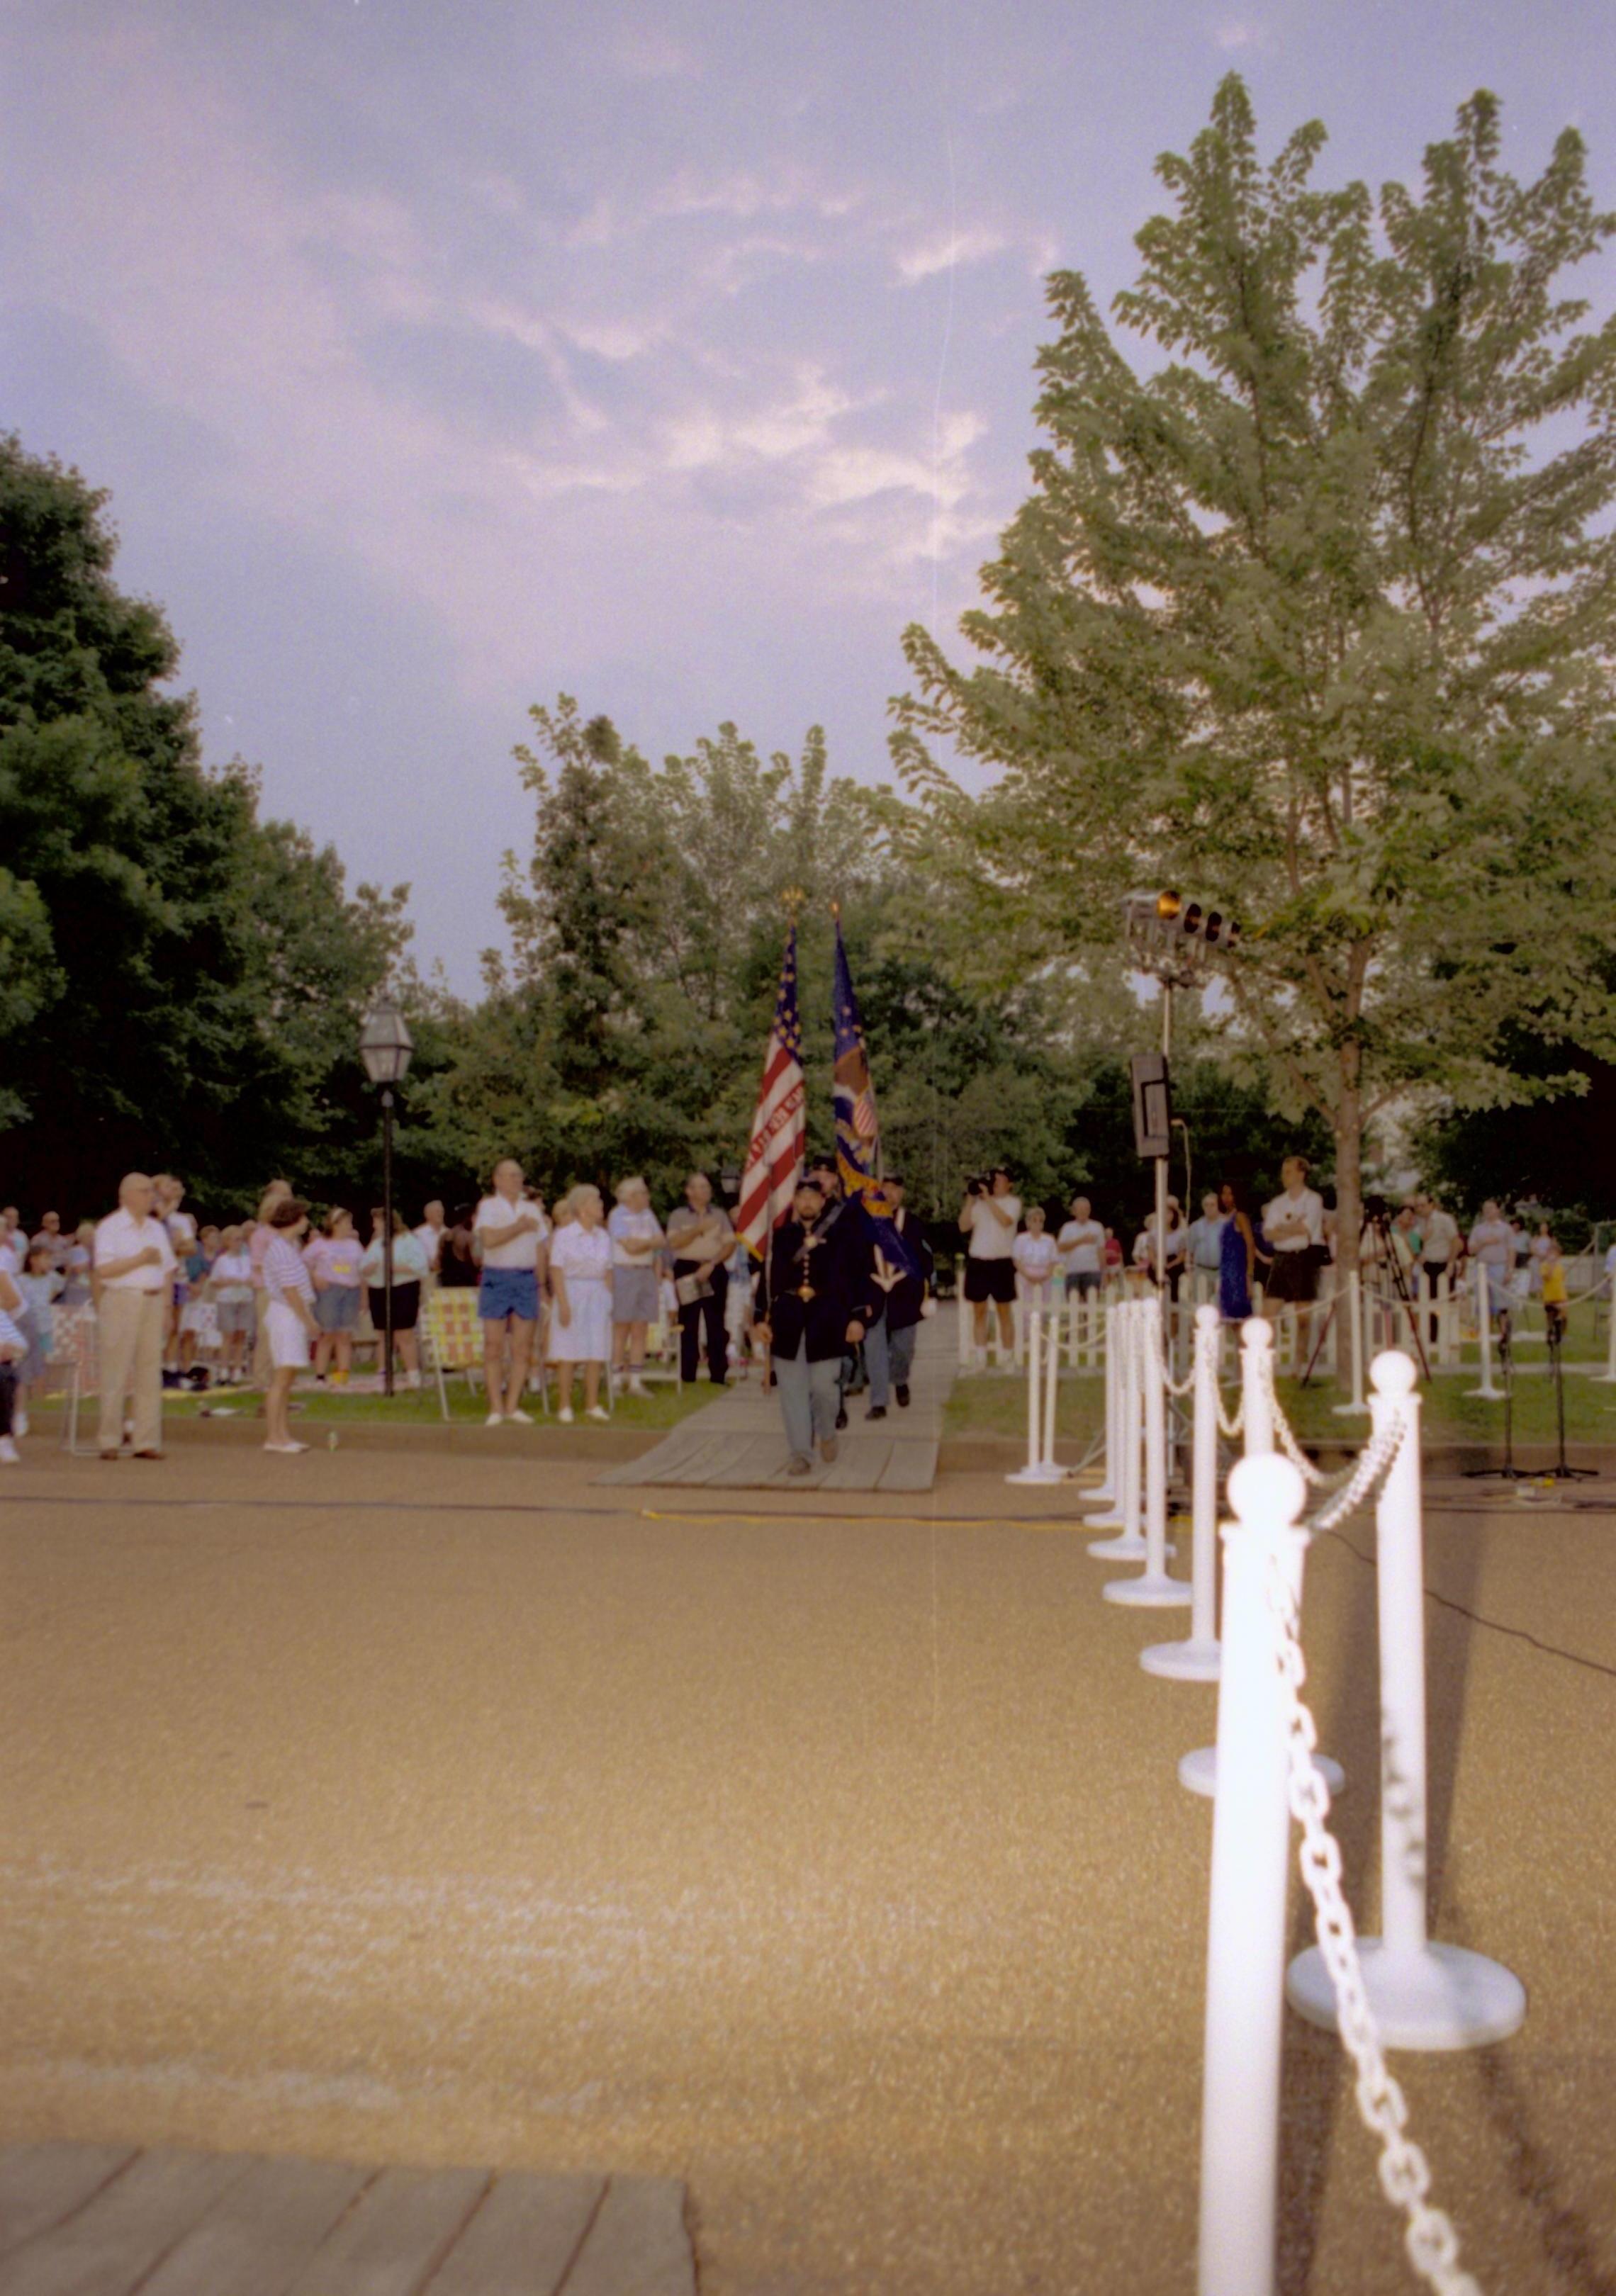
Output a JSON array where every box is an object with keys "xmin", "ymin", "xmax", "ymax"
[
  {"xmin": 946, "ymin": 1295, "xmax": 1616, "ymax": 1453},
  {"xmin": 35, "ymin": 1371, "xmax": 728, "ymax": 1434}
]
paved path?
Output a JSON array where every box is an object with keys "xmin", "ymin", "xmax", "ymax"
[
  {"xmin": 0, "ymin": 2142, "xmax": 692, "ymax": 2295},
  {"xmin": 599, "ymin": 1312, "xmax": 957, "ymax": 1490},
  {"xmin": 1, "ymin": 1445, "xmax": 1613, "ymax": 2293}
]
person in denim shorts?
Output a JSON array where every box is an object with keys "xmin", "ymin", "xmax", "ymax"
[{"xmin": 475, "ymin": 1159, "xmax": 548, "ymax": 1426}]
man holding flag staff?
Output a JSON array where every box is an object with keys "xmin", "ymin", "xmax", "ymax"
[{"xmin": 756, "ymin": 1176, "xmax": 877, "ymax": 1476}]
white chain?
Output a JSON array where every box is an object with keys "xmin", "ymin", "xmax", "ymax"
[
  {"xmin": 1260, "ymin": 1351, "xmax": 1363, "ymax": 1492},
  {"xmin": 1306, "ymin": 1413, "xmax": 1406, "ymax": 1533},
  {"xmin": 1264, "ymin": 1548, "xmax": 1482, "ymax": 2295},
  {"xmin": 1148, "ymin": 1311, "xmax": 1197, "ymax": 1400}
]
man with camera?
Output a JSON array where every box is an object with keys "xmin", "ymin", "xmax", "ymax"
[{"xmin": 960, "ymin": 1166, "xmax": 1021, "ymax": 1358}]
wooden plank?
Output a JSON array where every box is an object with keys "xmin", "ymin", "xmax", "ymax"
[
  {"xmin": 705, "ymin": 1436, "xmax": 791, "ymax": 1487},
  {"xmin": 600, "ymin": 1431, "xmax": 733, "ymax": 1487},
  {"xmin": 422, "ymin": 2171, "xmax": 603, "ymax": 2296},
  {"xmin": 0, "ymin": 2149, "xmax": 252, "ymax": 2296},
  {"xmin": 0, "ymin": 2151, "xmax": 138, "ymax": 2264},
  {"xmin": 284, "ymin": 2166, "xmax": 489, "ymax": 2296},
  {"xmin": 563, "ymin": 2177, "xmax": 695, "ymax": 2296},
  {"xmin": 819, "ymin": 1437, "xmax": 894, "ymax": 1491},
  {"xmin": 139, "ymin": 2157, "xmax": 371, "ymax": 2296},
  {"xmin": 877, "ymin": 1441, "xmax": 941, "ymax": 1493}
]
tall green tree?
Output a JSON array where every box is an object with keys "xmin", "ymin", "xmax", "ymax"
[
  {"xmin": 0, "ymin": 434, "xmax": 411, "ymax": 1212},
  {"xmin": 892, "ymin": 81, "xmax": 1616, "ymax": 1269}
]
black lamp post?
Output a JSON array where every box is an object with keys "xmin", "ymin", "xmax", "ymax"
[{"xmin": 359, "ymin": 992, "xmax": 414, "ymax": 1397}]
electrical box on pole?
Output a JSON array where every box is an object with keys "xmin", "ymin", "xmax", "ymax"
[{"xmin": 1132, "ymin": 1052, "xmax": 1172, "ymax": 1160}]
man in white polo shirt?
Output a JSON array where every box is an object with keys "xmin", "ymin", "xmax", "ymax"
[
  {"xmin": 94, "ymin": 1171, "xmax": 176, "ymax": 1459},
  {"xmin": 960, "ymin": 1166, "xmax": 1021, "ymax": 1356},
  {"xmin": 1262, "ymin": 1156, "xmax": 1325, "ymax": 1347}
]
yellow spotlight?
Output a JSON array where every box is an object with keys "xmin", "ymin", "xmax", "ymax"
[{"xmin": 1157, "ymin": 888, "xmax": 1182, "ymax": 921}]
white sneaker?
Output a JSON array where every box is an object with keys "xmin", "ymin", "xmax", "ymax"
[
  {"xmin": 557, "ymin": 1406, "xmax": 575, "ymax": 1424},
  {"xmin": 484, "ymin": 1411, "xmax": 505, "ymax": 1427},
  {"xmin": 12, "ymin": 1409, "xmax": 27, "ymax": 1439},
  {"xmin": 263, "ymin": 1440, "xmax": 308, "ymax": 1455},
  {"xmin": 0, "ymin": 1437, "xmax": 18, "ymax": 1465},
  {"xmin": 506, "ymin": 1406, "xmax": 533, "ymax": 1426},
  {"xmin": 627, "ymin": 1377, "xmax": 648, "ymax": 1398},
  {"xmin": 585, "ymin": 1405, "xmax": 609, "ymax": 1422},
  {"xmin": 405, "ymin": 1370, "xmax": 421, "ymax": 1391}
]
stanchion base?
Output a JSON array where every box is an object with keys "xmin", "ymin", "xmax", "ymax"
[
  {"xmin": 1179, "ymin": 1745, "xmax": 1345, "ymax": 1799},
  {"xmin": 1082, "ymin": 1507, "xmax": 1125, "ymax": 1529},
  {"xmin": 1465, "ymin": 1385, "xmax": 1505, "ymax": 1401},
  {"xmin": 1104, "ymin": 1572, "xmax": 1193, "ymax": 1607},
  {"xmin": 1079, "ymin": 1485, "xmax": 1117, "ymax": 1509},
  {"xmin": 1140, "ymin": 1636, "xmax": 1221, "ymax": 1681},
  {"xmin": 1286, "ymin": 1940, "xmax": 1527, "ymax": 2051},
  {"xmin": 1006, "ymin": 1463, "xmax": 1067, "ymax": 1485},
  {"xmin": 1330, "ymin": 1400, "xmax": 1370, "ymax": 1418},
  {"xmin": 1087, "ymin": 1532, "xmax": 1175, "ymax": 1560}
]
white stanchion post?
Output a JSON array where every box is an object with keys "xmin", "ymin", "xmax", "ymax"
[
  {"xmin": 1089, "ymin": 1305, "xmax": 1149, "ymax": 1561},
  {"xmin": 1142, "ymin": 1304, "xmax": 1221, "ymax": 1677},
  {"xmin": 1106, "ymin": 1296, "xmax": 1191, "ymax": 1606},
  {"xmin": 1009, "ymin": 1310, "xmax": 1063, "ymax": 1485},
  {"xmin": 1466, "ymin": 1261, "xmax": 1503, "ymax": 1399},
  {"xmin": 1590, "ymin": 1278, "xmax": 1616, "ymax": 1384},
  {"xmin": 1286, "ymin": 1354, "xmax": 1527, "ymax": 2049},
  {"xmin": 1196, "ymin": 1453, "xmax": 1310, "ymax": 2296},
  {"xmin": 1082, "ymin": 1304, "xmax": 1123, "ymax": 1518},
  {"xmin": 957, "ymin": 1263, "xmax": 970, "ymax": 1371},
  {"xmin": 1332, "ymin": 1268, "xmax": 1369, "ymax": 1417},
  {"xmin": 1182, "ymin": 1320, "xmax": 1342, "ymax": 1800}
]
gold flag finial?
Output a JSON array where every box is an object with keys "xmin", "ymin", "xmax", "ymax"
[
  {"xmin": 782, "ymin": 885, "xmax": 805, "ymax": 918},
  {"xmin": 829, "ymin": 897, "xmax": 841, "ymax": 921}
]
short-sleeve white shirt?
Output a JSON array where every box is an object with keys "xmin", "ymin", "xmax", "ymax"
[
  {"xmin": 413, "ymin": 1222, "xmax": 445, "ymax": 1271},
  {"xmin": 1013, "ymin": 1232, "xmax": 1058, "ymax": 1285},
  {"xmin": 965, "ymin": 1194, "xmax": 1021, "ymax": 1259},
  {"xmin": 608, "ymin": 1204, "xmax": 664, "ymax": 1268},
  {"xmin": 1263, "ymin": 1188, "xmax": 1323, "ymax": 1254},
  {"xmin": 1057, "ymin": 1218, "xmax": 1105, "ymax": 1274},
  {"xmin": 475, "ymin": 1195, "xmax": 544, "ymax": 1270},
  {"xmin": 94, "ymin": 1210, "xmax": 177, "ymax": 1293}
]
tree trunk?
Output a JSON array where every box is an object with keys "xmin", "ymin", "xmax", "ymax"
[{"xmin": 1334, "ymin": 1092, "xmax": 1363, "ymax": 1285}]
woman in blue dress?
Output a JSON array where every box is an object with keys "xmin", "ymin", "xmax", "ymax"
[{"xmin": 1218, "ymin": 1181, "xmax": 1264, "ymax": 1322}]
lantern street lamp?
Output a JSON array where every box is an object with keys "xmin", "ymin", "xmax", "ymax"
[
  {"xmin": 358, "ymin": 992, "xmax": 415, "ymax": 1397},
  {"xmin": 1123, "ymin": 892, "xmax": 1240, "ymax": 1290}
]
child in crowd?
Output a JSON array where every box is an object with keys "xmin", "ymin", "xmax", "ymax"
[
  {"xmin": 305, "ymin": 1208, "xmax": 364, "ymax": 1385},
  {"xmin": 0, "ymin": 1259, "xmax": 25, "ymax": 1464},
  {"xmin": 60, "ymin": 1220, "xmax": 96, "ymax": 1309},
  {"xmin": 13, "ymin": 1238, "xmax": 63, "ymax": 1436},
  {"xmin": 1011, "ymin": 1206, "xmax": 1059, "ymax": 1307},
  {"xmin": 210, "ymin": 1226, "xmax": 257, "ymax": 1386},
  {"xmin": 1540, "ymin": 1235, "xmax": 1569, "ymax": 1342},
  {"xmin": 1104, "ymin": 1227, "xmax": 1124, "ymax": 1278}
]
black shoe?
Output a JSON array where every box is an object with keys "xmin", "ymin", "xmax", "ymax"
[
  {"xmin": 867, "ymin": 1405, "xmax": 887, "ymax": 1420},
  {"xmin": 895, "ymin": 1384, "xmax": 911, "ymax": 1408},
  {"xmin": 835, "ymin": 1405, "xmax": 848, "ymax": 1431},
  {"xmin": 161, "ymin": 1369, "xmax": 181, "ymax": 1389}
]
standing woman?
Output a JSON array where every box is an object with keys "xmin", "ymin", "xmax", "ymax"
[
  {"xmin": 361, "ymin": 1210, "xmax": 428, "ymax": 1390},
  {"xmin": 261, "ymin": 1198, "xmax": 319, "ymax": 1453},
  {"xmin": 547, "ymin": 1183, "xmax": 613, "ymax": 1422},
  {"xmin": 607, "ymin": 1177, "xmax": 663, "ymax": 1397},
  {"xmin": 306, "ymin": 1208, "xmax": 364, "ymax": 1386},
  {"xmin": 1217, "ymin": 1181, "xmax": 1264, "ymax": 1323}
]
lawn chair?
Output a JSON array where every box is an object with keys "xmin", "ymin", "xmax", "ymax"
[
  {"xmin": 54, "ymin": 1307, "xmax": 101, "ymax": 1456},
  {"xmin": 421, "ymin": 1290, "xmax": 487, "ymax": 1420}
]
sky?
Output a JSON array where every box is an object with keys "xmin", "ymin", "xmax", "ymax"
[{"xmin": 4, "ymin": 0, "xmax": 1614, "ymax": 991}]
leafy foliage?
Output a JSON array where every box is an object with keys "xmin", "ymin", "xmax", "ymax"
[{"xmin": 891, "ymin": 79, "xmax": 1616, "ymax": 1262}]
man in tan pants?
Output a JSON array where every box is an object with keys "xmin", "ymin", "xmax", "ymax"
[{"xmin": 94, "ymin": 1174, "xmax": 176, "ymax": 1458}]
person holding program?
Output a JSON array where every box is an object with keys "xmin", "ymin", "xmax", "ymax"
[
  {"xmin": 547, "ymin": 1183, "xmax": 614, "ymax": 1421},
  {"xmin": 666, "ymin": 1173, "xmax": 734, "ymax": 1387},
  {"xmin": 960, "ymin": 1166, "xmax": 1020, "ymax": 1357},
  {"xmin": 475, "ymin": 1159, "xmax": 546, "ymax": 1424},
  {"xmin": 94, "ymin": 1173, "xmax": 176, "ymax": 1459},
  {"xmin": 260, "ymin": 1198, "xmax": 319, "ymax": 1453}
]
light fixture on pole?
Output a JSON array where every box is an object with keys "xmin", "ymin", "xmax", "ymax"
[
  {"xmin": 358, "ymin": 992, "xmax": 415, "ymax": 1398},
  {"xmin": 1123, "ymin": 891, "xmax": 1241, "ymax": 1292}
]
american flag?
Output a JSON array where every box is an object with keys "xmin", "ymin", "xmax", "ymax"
[
  {"xmin": 832, "ymin": 916, "xmax": 880, "ymax": 1193},
  {"xmin": 736, "ymin": 925, "xmax": 807, "ymax": 1259}
]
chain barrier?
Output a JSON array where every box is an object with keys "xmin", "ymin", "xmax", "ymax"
[
  {"xmin": 1264, "ymin": 1546, "xmax": 1482, "ymax": 2296},
  {"xmin": 1306, "ymin": 1411, "xmax": 1406, "ymax": 1534},
  {"xmin": 1259, "ymin": 1349, "xmax": 1364, "ymax": 1494},
  {"xmin": 1148, "ymin": 1310, "xmax": 1198, "ymax": 1400}
]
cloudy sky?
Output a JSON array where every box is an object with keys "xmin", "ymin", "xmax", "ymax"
[{"xmin": 4, "ymin": 1, "xmax": 1612, "ymax": 987}]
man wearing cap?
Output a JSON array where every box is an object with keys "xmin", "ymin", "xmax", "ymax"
[
  {"xmin": 863, "ymin": 1174, "xmax": 932, "ymax": 1414},
  {"xmin": 756, "ymin": 1176, "xmax": 877, "ymax": 1475},
  {"xmin": 94, "ymin": 1172, "xmax": 176, "ymax": 1459}
]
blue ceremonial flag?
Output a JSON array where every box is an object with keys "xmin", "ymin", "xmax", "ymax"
[
  {"xmin": 832, "ymin": 915, "xmax": 880, "ymax": 1195},
  {"xmin": 832, "ymin": 915, "xmax": 924, "ymax": 1284}
]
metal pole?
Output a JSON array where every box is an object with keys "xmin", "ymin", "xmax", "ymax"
[
  {"xmin": 1155, "ymin": 981, "xmax": 1170, "ymax": 1292},
  {"xmin": 382, "ymin": 1086, "xmax": 395, "ymax": 1400}
]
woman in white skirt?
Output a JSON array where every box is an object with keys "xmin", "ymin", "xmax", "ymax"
[
  {"xmin": 547, "ymin": 1183, "xmax": 613, "ymax": 1422},
  {"xmin": 260, "ymin": 1198, "xmax": 319, "ymax": 1454},
  {"xmin": 608, "ymin": 1176, "xmax": 663, "ymax": 1397}
]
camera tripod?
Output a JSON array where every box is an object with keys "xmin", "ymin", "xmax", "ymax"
[
  {"xmin": 1465, "ymin": 1312, "xmax": 1599, "ymax": 1485},
  {"xmin": 1299, "ymin": 1208, "xmax": 1430, "ymax": 1387}
]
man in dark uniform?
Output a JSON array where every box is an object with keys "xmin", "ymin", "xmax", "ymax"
[
  {"xmin": 756, "ymin": 1177, "xmax": 877, "ymax": 1475},
  {"xmin": 863, "ymin": 1173, "xmax": 933, "ymax": 1415}
]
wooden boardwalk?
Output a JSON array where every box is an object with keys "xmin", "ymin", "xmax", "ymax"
[
  {"xmin": 0, "ymin": 2144, "xmax": 694, "ymax": 2296},
  {"xmin": 598, "ymin": 1312, "xmax": 958, "ymax": 1492}
]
